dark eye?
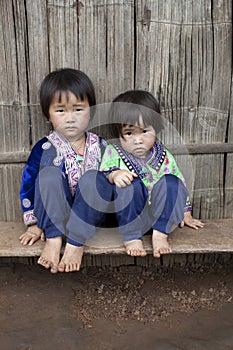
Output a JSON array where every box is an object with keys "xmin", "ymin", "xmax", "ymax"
[
  {"xmin": 143, "ymin": 129, "xmax": 148, "ymax": 133},
  {"xmin": 125, "ymin": 131, "xmax": 132, "ymax": 136},
  {"xmin": 76, "ymin": 108, "xmax": 83, "ymax": 112}
]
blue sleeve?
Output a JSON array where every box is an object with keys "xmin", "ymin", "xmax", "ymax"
[{"xmin": 19, "ymin": 138, "xmax": 47, "ymax": 224}]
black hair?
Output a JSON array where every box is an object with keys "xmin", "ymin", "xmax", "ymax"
[
  {"xmin": 39, "ymin": 68, "xmax": 96, "ymax": 120},
  {"xmin": 108, "ymin": 90, "xmax": 163, "ymax": 139}
]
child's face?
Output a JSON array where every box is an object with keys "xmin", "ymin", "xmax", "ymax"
[
  {"xmin": 119, "ymin": 117, "xmax": 156, "ymax": 159},
  {"xmin": 49, "ymin": 91, "xmax": 90, "ymax": 141}
]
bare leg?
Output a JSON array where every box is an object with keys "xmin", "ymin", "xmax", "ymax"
[
  {"xmin": 124, "ymin": 239, "xmax": 147, "ymax": 257},
  {"xmin": 152, "ymin": 230, "xmax": 172, "ymax": 258},
  {"xmin": 58, "ymin": 243, "xmax": 84, "ymax": 273},
  {"xmin": 37, "ymin": 236, "xmax": 62, "ymax": 273}
]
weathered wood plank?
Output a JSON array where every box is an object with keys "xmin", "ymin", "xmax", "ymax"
[
  {"xmin": 225, "ymin": 71, "xmax": 233, "ymax": 218},
  {"xmin": 0, "ymin": 165, "xmax": 25, "ymax": 222},
  {"xmin": 0, "ymin": 152, "xmax": 30, "ymax": 164},
  {"xmin": 78, "ymin": 0, "xmax": 135, "ymax": 103},
  {"xmin": 0, "ymin": 219, "xmax": 232, "ymax": 257},
  {"xmin": 0, "ymin": 1, "xmax": 29, "ymax": 152},
  {"xmin": 135, "ymin": 0, "xmax": 232, "ymax": 220},
  {"xmin": 189, "ymin": 153, "xmax": 225, "ymax": 218},
  {"xmin": 136, "ymin": 0, "xmax": 232, "ymax": 111},
  {"xmin": 25, "ymin": 0, "xmax": 50, "ymax": 143},
  {"xmin": 1, "ymin": 143, "xmax": 233, "ymax": 164},
  {"xmin": 47, "ymin": 0, "xmax": 79, "ymax": 70},
  {"xmin": 166, "ymin": 143, "xmax": 233, "ymax": 155},
  {"xmin": 0, "ymin": 1, "xmax": 32, "ymax": 222},
  {"xmin": 136, "ymin": 0, "xmax": 231, "ymax": 143}
]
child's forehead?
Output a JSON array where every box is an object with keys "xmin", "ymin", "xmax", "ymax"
[
  {"xmin": 122, "ymin": 118, "xmax": 147, "ymax": 129},
  {"xmin": 122, "ymin": 123, "xmax": 150, "ymax": 132},
  {"xmin": 53, "ymin": 90, "xmax": 85, "ymax": 103}
]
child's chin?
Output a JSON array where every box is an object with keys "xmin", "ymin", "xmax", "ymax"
[{"xmin": 133, "ymin": 152, "xmax": 147, "ymax": 159}]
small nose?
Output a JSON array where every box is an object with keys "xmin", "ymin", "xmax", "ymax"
[
  {"xmin": 133, "ymin": 134, "xmax": 142, "ymax": 144},
  {"xmin": 66, "ymin": 112, "xmax": 75, "ymax": 122}
]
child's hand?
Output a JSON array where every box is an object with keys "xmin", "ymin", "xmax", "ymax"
[
  {"xmin": 19, "ymin": 224, "xmax": 45, "ymax": 246},
  {"xmin": 179, "ymin": 211, "xmax": 205, "ymax": 230},
  {"xmin": 108, "ymin": 169, "xmax": 137, "ymax": 188}
]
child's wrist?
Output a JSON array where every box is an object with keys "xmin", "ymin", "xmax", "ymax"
[
  {"xmin": 108, "ymin": 170, "xmax": 119, "ymax": 183},
  {"xmin": 104, "ymin": 167, "xmax": 120, "ymax": 183}
]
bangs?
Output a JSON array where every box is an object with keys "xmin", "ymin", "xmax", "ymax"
[
  {"xmin": 110, "ymin": 102, "xmax": 152, "ymax": 124},
  {"xmin": 109, "ymin": 102, "xmax": 162, "ymax": 138},
  {"xmin": 55, "ymin": 89, "xmax": 85, "ymax": 103},
  {"xmin": 54, "ymin": 73, "xmax": 87, "ymax": 102}
]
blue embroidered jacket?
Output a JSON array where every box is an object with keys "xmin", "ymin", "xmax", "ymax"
[{"xmin": 20, "ymin": 135, "xmax": 106, "ymax": 226}]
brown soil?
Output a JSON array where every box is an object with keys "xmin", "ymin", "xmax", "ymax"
[
  {"xmin": 72, "ymin": 264, "xmax": 233, "ymax": 328},
  {"xmin": 1, "ymin": 259, "xmax": 233, "ymax": 349}
]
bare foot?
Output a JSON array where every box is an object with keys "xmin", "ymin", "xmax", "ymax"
[
  {"xmin": 152, "ymin": 230, "xmax": 172, "ymax": 258},
  {"xmin": 124, "ymin": 239, "xmax": 147, "ymax": 257},
  {"xmin": 58, "ymin": 243, "xmax": 84, "ymax": 273},
  {"xmin": 37, "ymin": 236, "xmax": 62, "ymax": 273}
]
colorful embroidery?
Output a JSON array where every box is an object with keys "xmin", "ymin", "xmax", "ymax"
[
  {"xmin": 22, "ymin": 198, "xmax": 31, "ymax": 209},
  {"xmin": 42, "ymin": 141, "xmax": 51, "ymax": 150},
  {"xmin": 48, "ymin": 131, "xmax": 102, "ymax": 195},
  {"xmin": 114, "ymin": 142, "xmax": 166, "ymax": 180},
  {"xmin": 23, "ymin": 210, "xmax": 37, "ymax": 226}
]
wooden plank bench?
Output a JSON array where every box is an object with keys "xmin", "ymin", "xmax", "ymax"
[{"xmin": 0, "ymin": 219, "xmax": 233, "ymax": 257}]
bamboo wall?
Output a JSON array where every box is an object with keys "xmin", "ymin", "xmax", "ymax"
[{"xmin": 0, "ymin": 0, "xmax": 232, "ymax": 222}]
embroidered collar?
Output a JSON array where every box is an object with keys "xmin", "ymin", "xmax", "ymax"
[
  {"xmin": 114, "ymin": 141, "xmax": 166, "ymax": 180},
  {"xmin": 48, "ymin": 130, "xmax": 101, "ymax": 195}
]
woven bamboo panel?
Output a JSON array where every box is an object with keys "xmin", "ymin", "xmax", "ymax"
[
  {"xmin": 135, "ymin": 0, "xmax": 232, "ymax": 219},
  {"xmin": 0, "ymin": 0, "xmax": 232, "ymax": 222}
]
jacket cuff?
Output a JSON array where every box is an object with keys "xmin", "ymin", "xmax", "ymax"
[
  {"xmin": 184, "ymin": 196, "xmax": 192, "ymax": 212},
  {"xmin": 23, "ymin": 210, "xmax": 37, "ymax": 226}
]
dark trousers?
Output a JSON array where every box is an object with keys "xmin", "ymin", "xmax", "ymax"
[
  {"xmin": 34, "ymin": 168, "xmax": 111, "ymax": 246},
  {"xmin": 34, "ymin": 168, "xmax": 188, "ymax": 245}
]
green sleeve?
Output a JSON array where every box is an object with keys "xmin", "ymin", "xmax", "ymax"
[
  {"xmin": 165, "ymin": 150, "xmax": 186, "ymax": 184},
  {"xmin": 100, "ymin": 145, "xmax": 122, "ymax": 171}
]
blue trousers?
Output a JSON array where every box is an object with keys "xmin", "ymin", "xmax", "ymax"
[
  {"xmin": 34, "ymin": 168, "xmax": 188, "ymax": 245},
  {"xmin": 34, "ymin": 167, "xmax": 111, "ymax": 246}
]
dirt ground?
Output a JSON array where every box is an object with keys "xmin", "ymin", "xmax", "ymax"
[{"xmin": 1, "ymin": 257, "xmax": 233, "ymax": 350}]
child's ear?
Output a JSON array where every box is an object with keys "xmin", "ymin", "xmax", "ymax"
[{"xmin": 46, "ymin": 119, "xmax": 53, "ymax": 130}]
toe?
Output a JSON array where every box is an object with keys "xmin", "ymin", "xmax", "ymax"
[
  {"xmin": 124, "ymin": 240, "xmax": 146, "ymax": 257},
  {"xmin": 138, "ymin": 250, "xmax": 146, "ymax": 256},
  {"xmin": 58, "ymin": 262, "xmax": 65, "ymax": 273},
  {"xmin": 69, "ymin": 264, "xmax": 75, "ymax": 272},
  {"xmin": 65, "ymin": 264, "xmax": 71, "ymax": 273},
  {"xmin": 163, "ymin": 247, "xmax": 172, "ymax": 254},
  {"xmin": 37, "ymin": 257, "xmax": 49, "ymax": 268},
  {"xmin": 50, "ymin": 265, "xmax": 58, "ymax": 274},
  {"xmin": 153, "ymin": 250, "xmax": 161, "ymax": 258},
  {"xmin": 72, "ymin": 264, "xmax": 80, "ymax": 272},
  {"xmin": 126, "ymin": 249, "xmax": 133, "ymax": 256},
  {"xmin": 44, "ymin": 260, "xmax": 53, "ymax": 269}
]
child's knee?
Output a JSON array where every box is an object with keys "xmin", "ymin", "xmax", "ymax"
[
  {"xmin": 131, "ymin": 177, "xmax": 148, "ymax": 197},
  {"xmin": 164, "ymin": 174, "xmax": 179, "ymax": 186},
  {"xmin": 152, "ymin": 174, "xmax": 187, "ymax": 196}
]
